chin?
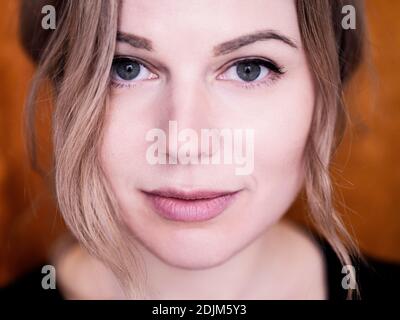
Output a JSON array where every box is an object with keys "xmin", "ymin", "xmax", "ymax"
[
  {"xmin": 134, "ymin": 226, "xmax": 243, "ymax": 270},
  {"xmin": 152, "ymin": 244, "xmax": 237, "ymax": 270}
]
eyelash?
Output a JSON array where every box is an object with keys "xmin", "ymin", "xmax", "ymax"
[{"xmin": 110, "ymin": 56, "xmax": 285, "ymax": 90}]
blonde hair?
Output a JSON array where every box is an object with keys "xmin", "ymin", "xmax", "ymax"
[{"xmin": 20, "ymin": 0, "xmax": 366, "ymax": 299}]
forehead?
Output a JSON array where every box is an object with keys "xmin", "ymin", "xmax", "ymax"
[{"xmin": 118, "ymin": 0, "xmax": 300, "ymax": 52}]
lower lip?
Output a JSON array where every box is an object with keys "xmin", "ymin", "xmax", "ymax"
[{"xmin": 143, "ymin": 191, "xmax": 239, "ymax": 222}]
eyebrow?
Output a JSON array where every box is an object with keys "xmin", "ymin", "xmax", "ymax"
[
  {"xmin": 117, "ymin": 31, "xmax": 153, "ymax": 51},
  {"xmin": 116, "ymin": 29, "xmax": 298, "ymax": 55},
  {"xmin": 213, "ymin": 29, "xmax": 298, "ymax": 56}
]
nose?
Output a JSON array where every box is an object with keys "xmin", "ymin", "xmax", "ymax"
[
  {"xmin": 166, "ymin": 70, "xmax": 213, "ymax": 129},
  {"xmin": 158, "ymin": 72, "xmax": 217, "ymax": 163}
]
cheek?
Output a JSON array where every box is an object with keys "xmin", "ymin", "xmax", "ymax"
[
  {"xmin": 213, "ymin": 68, "xmax": 315, "ymax": 183},
  {"xmin": 215, "ymin": 67, "xmax": 315, "ymax": 228},
  {"xmin": 254, "ymin": 88, "xmax": 314, "ymax": 181},
  {"xmin": 99, "ymin": 95, "xmax": 150, "ymax": 199},
  {"xmin": 250, "ymin": 71, "xmax": 315, "ymax": 226}
]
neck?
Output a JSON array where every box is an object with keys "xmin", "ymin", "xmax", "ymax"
[{"xmin": 126, "ymin": 220, "xmax": 292, "ymax": 299}]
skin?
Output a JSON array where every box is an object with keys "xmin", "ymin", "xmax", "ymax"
[{"xmin": 57, "ymin": 0, "xmax": 328, "ymax": 299}]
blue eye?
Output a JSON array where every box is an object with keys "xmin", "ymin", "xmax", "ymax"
[
  {"xmin": 236, "ymin": 60, "xmax": 264, "ymax": 81},
  {"xmin": 112, "ymin": 57, "xmax": 141, "ymax": 80},
  {"xmin": 111, "ymin": 57, "xmax": 157, "ymax": 88},
  {"xmin": 225, "ymin": 58, "xmax": 283, "ymax": 82},
  {"xmin": 218, "ymin": 58, "xmax": 285, "ymax": 89}
]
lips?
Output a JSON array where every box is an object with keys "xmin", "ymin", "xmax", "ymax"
[{"xmin": 142, "ymin": 188, "xmax": 240, "ymax": 222}]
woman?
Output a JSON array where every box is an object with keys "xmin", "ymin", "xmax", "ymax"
[{"xmin": 3, "ymin": 0, "xmax": 399, "ymax": 299}]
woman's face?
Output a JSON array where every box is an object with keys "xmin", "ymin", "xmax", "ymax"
[{"xmin": 100, "ymin": 0, "xmax": 315, "ymax": 268}]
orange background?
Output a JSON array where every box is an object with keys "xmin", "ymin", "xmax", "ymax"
[{"xmin": 1, "ymin": 0, "xmax": 399, "ymax": 286}]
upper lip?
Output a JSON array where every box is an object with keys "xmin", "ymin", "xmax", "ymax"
[{"xmin": 142, "ymin": 188, "xmax": 240, "ymax": 200}]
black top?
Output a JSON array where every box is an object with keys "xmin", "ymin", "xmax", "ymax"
[
  {"xmin": 1, "ymin": 236, "xmax": 399, "ymax": 300},
  {"xmin": 316, "ymin": 237, "xmax": 400, "ymax": 299}
]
